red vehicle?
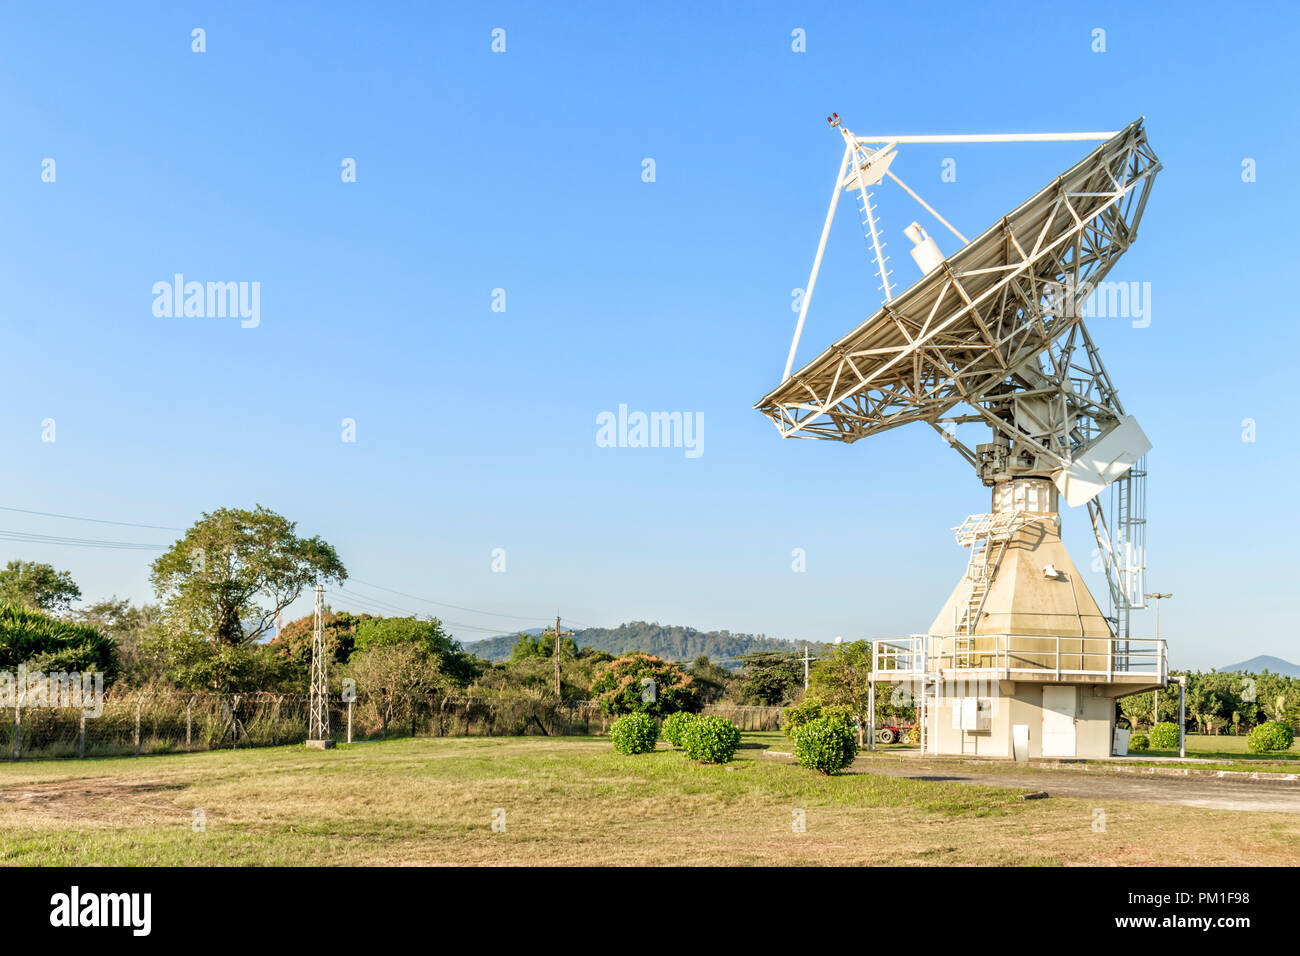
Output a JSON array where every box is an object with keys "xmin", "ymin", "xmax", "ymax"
[{"xmin": 875, "ymin": 721, "xmax": 916, "ymax": 745}]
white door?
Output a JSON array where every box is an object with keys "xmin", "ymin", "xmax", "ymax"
[{"xmin": 1041, "ymin": 686, "xmax": 1077, "ymax": 757}]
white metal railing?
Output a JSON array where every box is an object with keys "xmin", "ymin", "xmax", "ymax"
[{"xmin": 871, "ymin": 634, "xmax": 1167, "ymax": 683}]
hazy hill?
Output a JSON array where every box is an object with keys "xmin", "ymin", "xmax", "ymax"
[
  {"xmin": 1217, "ymin": 655, "xmax": 1300, "ymax": 678},
  {"xmin": 464, "ymin": 621, "xmax": 830, "ymax": 668}
]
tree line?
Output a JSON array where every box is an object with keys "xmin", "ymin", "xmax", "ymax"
[{"xmin": 2, "ymin": 505, "xmax": 1291, "ymax": 739}]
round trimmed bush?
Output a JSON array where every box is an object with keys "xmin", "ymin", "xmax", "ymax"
[
  {"xmin": 609, "ymin": 711, "xmax": 658, "ymax": 754},
  {"xmin": 793, "ymin": 717, "xmax": 859, "ymax": 775},
  {"xmin": 781, "ymin": 697, "xmax": 855, "ymax": 739},
  {"xmin": 680, "ymin": 714, "xmax": 740, "ymax": 764},
  {"xmin": 1128, "ymin": 733, "xmax": 1149, "ymax": 752},
  {"xmin": 1247, "ymin": 721, "xmax": 1295, "ymax": 754},
  {"xmin": 661, "ymin": 711, "xmax": 697, "ymax": 749},
  {"xmin": 908, "ymin": 722, "xmax": 923, "ymax": 745},
  {"xmin": 1148, "ymin": 721, "xmax": 1179, "ymax": 750}
]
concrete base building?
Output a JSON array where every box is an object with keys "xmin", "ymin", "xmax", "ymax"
[{"xmin": 869, "ymin": 479, "xmax": 1166, "ymax": 760}]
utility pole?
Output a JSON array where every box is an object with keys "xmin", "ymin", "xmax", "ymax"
[
  {"xmin": 548, "ymin": 614, "xmax": 574, "ymax": 699},
  {"xmin": 306, "ymin": 583, "xmax": 334, "ymax": 749},
  {"xmin": 803, "ymin": 646, "xmax": 811, "ymax": 691}
]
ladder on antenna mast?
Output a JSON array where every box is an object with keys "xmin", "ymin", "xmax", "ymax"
[
  {"xmin": 851, "ymin": 162, "xmax": 893, "ymax": 301},
  {"xmin": 1087, "ymin": 456, "xmax": 1148, "ymax": 670}
]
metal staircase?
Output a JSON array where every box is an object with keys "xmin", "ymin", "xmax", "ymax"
[{"xmin": 950, "ymin": 511, "xmax": 1025, "ymax": 664}]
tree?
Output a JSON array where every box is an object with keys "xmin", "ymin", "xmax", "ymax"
[
  {"xmin": 808, "ymin": 641, "xmax": 873, "ymax": 719},
  {"xmin": 590, "ymin": 653, "xmax": 700, "ymax": 717},
  {"xmin": 687, "ymin": 655, "xmax": 734, "ymax": 705},
  {"xmin": 510, "ymin": 630, "xmax": 577, "ymax": 662},
  {"xmin": 150, "ymin": 506, "xmax": 346, "ymax": 647},
  {"xmin": 737, "ymin": 652, "xmax": 803, "ymax": 706},
  {"xmin": 72, "ymin": 597, "xmax": 160, "ymax": 686},
  {"xmin": 0, "ymin": 603, "xmax": 118, "ymax": 680},
  {"xmin": 267, "ymin": 608, "xmax": 377, "ymax": 668},
  {"xmin": 139, "ymin": 628, "xmax": 292, "ymax": 691},
  {"xmin": 0, "ymin": 560, "xmax": 81, "ymax": 614},
  {"xmin": 353, "ymin": 616, "xmax": 481, "ymax": 686},
  {"xmin": 346, "ymin": 644, "xmax": 447, "ymax": 738},
  {"xmin": 1119, "ymin": 691, "xmax": 1155, "ymax": 729}
]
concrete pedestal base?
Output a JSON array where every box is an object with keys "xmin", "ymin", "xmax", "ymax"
[{"xmin": 305, "ymin": 739, "xmax": 336, "ymax": 750}]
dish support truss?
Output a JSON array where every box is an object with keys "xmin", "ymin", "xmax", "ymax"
[{"xmin": 756, "ymin": 120, "xmax": 1160, "ymax": 646}]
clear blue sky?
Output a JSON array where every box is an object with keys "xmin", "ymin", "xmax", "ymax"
[{"xmin": 1, "ymin": 2, "xmax": 1296, "ymax": 670}]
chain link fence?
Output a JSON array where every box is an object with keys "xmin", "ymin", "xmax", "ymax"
[{"xmin": 1, "ymin": 690, "xmax": 784, "ymax": 759}]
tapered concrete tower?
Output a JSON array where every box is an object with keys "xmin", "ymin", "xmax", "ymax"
[{"xmin": 931, "ymin": 479, "xmax": 1111, "ymax": 645}]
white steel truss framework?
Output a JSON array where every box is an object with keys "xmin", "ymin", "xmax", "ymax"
[
  {"xmin": 757, "ymin": 120, "xmax": 1160, "ymax": 480},
  {"xmin": 756, "ymin": 119, "xmax": 1161, "ymax": 643}
]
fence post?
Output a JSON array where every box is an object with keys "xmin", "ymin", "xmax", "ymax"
[
  {"xmin": 347, "ymin": 697, "xmax": 353, "ymax": 744},
  {"xmin": 12, "ymin": 698, "xmax": 20, "ymax": 761},
  {"xmin": 231, "ymin": 695, "xmax": 241, "ymax": 748},
  {"xmin": 78, "ymin": 709, "xmax": 86, "ymax": 758},
  {"xmin": 273, "ymin": 695, "xmax": 283, "ymax": 745},
  {"xmin": 186, "ymin": 696, "xmax": 194, "ymax": 748},
  {"xmin": 134, "ymin": 695, "xmax": 144, "ymax": 756}
]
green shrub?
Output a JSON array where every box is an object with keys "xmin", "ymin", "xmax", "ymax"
[
  {"xmin": 662, "ymin": 711, "xmax": 697, "ymax": 748},
  {"xmin": 1247, "ymin": 721, "xmax": 1295, "ymax": 754},
  {"xmin": 1148, "ymin": 722, "xmax": 1179, "ymax": 750},
  {"xmin": 681, "ymin": 714, "xmax": 740, "ymax": 764},
  {"xmin": 781, "ymin": 697, "xmax": 855, "ymax": 739},
  {"xmin": 793, "ymin": 717, "xmax": 859, "ymax": 775},
  {"xmin": 0, "ymin": 603, "xmax": 119, "ymax": 680},
  {"xmin": 1128, "ymin": 733, "xmax": 1149, "ymax": 752},
  {"xmin": 908, "ymin": 722, "xmax": 923, "ymax": 745},
  {"xmin": 609, "ymin": 711, "xmax": 658, "ymax": 754}
]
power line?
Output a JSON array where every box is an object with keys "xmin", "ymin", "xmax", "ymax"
[
  {"xmin": 0, "ymin": 529, "xmax": 165, "ymax": 551},
  {"xmin": 0, "ymin": 501, "xmax": 603, "ymax": 633},
  {"xmin": 348, "ymin": 577, "xmax": 560, "ymax": 624},
  {"xmin": 0, "ymin": 505, "xmax": 184, "ymax": 532},
  {"xmin": 334, "ymin": 584, "xmax": 523, "ymax": 635}
]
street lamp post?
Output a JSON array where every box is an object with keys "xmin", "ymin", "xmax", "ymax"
[{"xmin": 1144, "ymin": 592, "xmax": 1173, "ymax": 722}]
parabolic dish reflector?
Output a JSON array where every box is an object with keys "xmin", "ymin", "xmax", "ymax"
[{"xmin": 755, "ymin": 120, "xmax": 1160, "ymax": 445}]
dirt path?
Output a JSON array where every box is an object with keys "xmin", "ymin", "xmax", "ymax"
[{"xmin": 850, "ymin": 755, "xmax": 1300, "ymax": 812}]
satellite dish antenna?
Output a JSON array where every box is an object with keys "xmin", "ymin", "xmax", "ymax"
[{"xmin": 756, "ymin": 116, "xmax": 1161, "ymax": 659}]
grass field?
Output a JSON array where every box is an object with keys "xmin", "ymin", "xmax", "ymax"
[{"xmin": 1, "ymin": 732, "xmax": 1298, "ymax": 866}]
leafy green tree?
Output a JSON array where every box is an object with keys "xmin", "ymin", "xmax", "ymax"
[
  {"xmin": 268, "ymin": 608, "xmax": 376, "ymax": 668},
  {"xmin": 471, "ymin": 645, "xmax": 610, "ymax": 700},
  {"xmin": 72, "ymin": 597, "xmax": 160, "ymax": 686},
  {"xmin": 1119, "ymin": 691, "xmax": 1154, "ymax": 729},
  {"xmin": 150, "ymin": 506, "xmax": 346, "ymax": 647},
  {"xmin": 808, "ymin": 641, "xmax": 873, "ymax": 718},
  {"xmin": 0, "ymin": 603, "xmax": 118, "ymax": 679},
  {"xmin": 353, "ymin": 616, "xmax": 481, "ymax": 687},
  {"xmin": 737, "ymin": 652, "xmax": 803, "ymax": 706},
  {"xmin": 0, "ymin": 560, "xmax": 81, "ymax": 614},
  {"xmin": 686, "ymin": 655, "xmax": 734, "ymax": 704},
  {"xmin": 140, "ymin": 629, "xmax": 294, "ymax": 691},
  {"xmin": 510, "ymin": 630, "xmax": 577, "ymax": 661},
  {"xmin": 591, "ymin": 653, "xmax": 700, "ymax": 717},
  {"xmin": 345, "ymin": 643, "xmax": 447, "ymax": 738}
]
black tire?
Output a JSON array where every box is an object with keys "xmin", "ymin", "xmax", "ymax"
[{"xmin": 877, "ymin": 727, "xmax": 896, "ymax": 745}]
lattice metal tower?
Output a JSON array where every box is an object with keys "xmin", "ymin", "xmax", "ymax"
[{"xmin": 306, "ymin": 582, "xmax": 334, "ymax": 749}]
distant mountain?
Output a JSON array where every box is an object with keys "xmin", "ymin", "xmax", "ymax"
[
  {"xmin": 1217, "ymin": 655, "xmax": 1300, "ymax": 678},
  {"xmin": 464, "ymin": 621, "xmax": 831, "ymax": 669}
]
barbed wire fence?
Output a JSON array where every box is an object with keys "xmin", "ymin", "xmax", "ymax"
[{"xmin": 1, "ymin": 689, "xmax": 784, "ymax": 760}]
